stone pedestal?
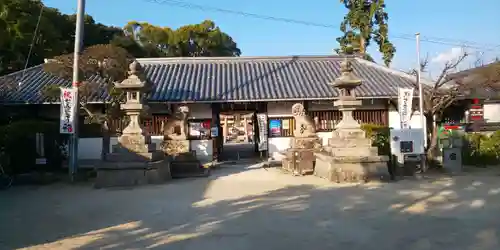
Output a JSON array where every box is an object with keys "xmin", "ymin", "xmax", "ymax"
[
  {"xmin": 313, "ymin": 55, "xmax": 389, "ymax": 183},
  {"xmin": 314, "ymin": 102, "xmax": 389, "ymax": 182},
  {"xmin": 162, "ymin": 140, "xmax": 209, "ymax": 178},
  {"xmin": 94, "ymin": 60, "xmax": 172, "ymax": 188},
  {"xmin": 95, "ymin": 136, "xmax": 172, "ymax": 188},
  {"xmin": 281, "ymin": 137, "xmax": 321, "ymax": 176}
]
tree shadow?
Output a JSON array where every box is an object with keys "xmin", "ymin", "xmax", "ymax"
[{"xmin": 1, "ymin": 167, "xmax": 500, "ymax": 250}]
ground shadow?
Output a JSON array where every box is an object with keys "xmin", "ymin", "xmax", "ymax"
[{"xmin": 1, "ymin": 165, "xmax": 500, "ymax": 250}]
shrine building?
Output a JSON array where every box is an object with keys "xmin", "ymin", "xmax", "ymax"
[{"xmin": 0, "ymin": 55, "xmax": 426, "ymax": 162}]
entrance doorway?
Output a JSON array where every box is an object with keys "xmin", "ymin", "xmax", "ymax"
[
  {"xmin": 220, "ymin": 112, "xmax": 258, "ymax": 160},
  {"xmin": 214, "ymin": 102, "xmax": 267, "ymax": 161}
]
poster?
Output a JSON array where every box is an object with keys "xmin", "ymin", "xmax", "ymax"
[
  {"xmin": 256, "ymin": 113, "xmax": 268, "ymax": 151},
  {"xmin": 282, "ymin": 120, "xmax": 290, "ymax": 130},
  {"xmin": 398, "ymin": 88, "xmax": 413, "ymax": 129},
  {"xmin": 189, "ymin": 120, "xmax": 211, "ymax": 137},
  {"xmin": 210, "ymin": 127, "xmax": 218, "ymax": 137},
  {"xmin": 269, "ymin": 119, "xmax": 281, "ymax": 136},
  {"xmin": 59, "ymin": 88, "xmax": 78, "ymax": 134},
  {"xmin": 189, "ymin": 122, "xmax": 202, "ymax": 137}
]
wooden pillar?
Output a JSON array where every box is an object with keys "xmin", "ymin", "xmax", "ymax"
[
  {"xmin": 211, "ymin": 103, "xmax": 221, "ymax": 162},
  {"xmin": 223, "ymin": 116, "xmax": 228, "ymax": 143}
]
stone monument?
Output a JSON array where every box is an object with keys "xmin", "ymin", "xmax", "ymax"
[
  {"xmin": 161, "ymin": 106, "xmax": 209, "ymax": 178},
  {"xmin": 280, "ymin": 103, "xmax": 322, "ymax": 175},
  {"xmin": 314, "ymin": 56, "xmax": 389, "ymax": 183},
  {"xmin": 95, "ymin": 61, "xmax": 171, "ymax": 188}
]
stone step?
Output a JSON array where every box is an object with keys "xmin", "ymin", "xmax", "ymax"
[
  {"xmin": 328, "ymin": 138, "xmax": 372, "ymax": 148},
  {"xmin": 314, "ymin": 152, "xmax": 389, "ymax": 163},
  {"xmin": 105, "ymin": 151, "xmax": 164, "ymax": 162},
  {"xmin": 324, "ymin": 146, "xmax": 379, "ymax": 157},
  {"xmin": 170, "ymin": 160, "xmax": 209, "ymax": 178}
]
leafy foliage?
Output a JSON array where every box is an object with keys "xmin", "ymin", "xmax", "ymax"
[
  {"xmin": 0, "ymin": 1, "xmax": 241, "ymax": 76},
  {"xmin": 361, "ymin": 123, "xmax": 390, "ymax": 155},
  {"xmin": 117, "ymin": 20, "xmax": 241, "ymax": 57},
  {"xmin": 0, "ymin": 0, "xmax": 123, "ymax": 75},
  {"xmin": 463, "ymin": 131, "xmax": 500, "ymax": 166},
  {"xmin": 335, "ymin": 0, "xmax": 396, "ymax": 66}
]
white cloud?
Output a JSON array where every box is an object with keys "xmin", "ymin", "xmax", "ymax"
[{"xmin": 431, "ymin": 47, "xmax": 464, "ymax": 64}]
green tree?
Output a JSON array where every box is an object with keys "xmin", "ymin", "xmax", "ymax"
[
  {"xmin": 0, "ymin": 0, "xmax": 124, "ymax": 76},
  {"xmin": 113, "ymin": 20, "xmax": 241, "ymax": 57},
  {"xmin": 335, "ymin": 0, "xmax": 395, "ymax": 66},
  {"xmin": 42, "ymin": 44, "xmax": 134, "ymax": 160}
]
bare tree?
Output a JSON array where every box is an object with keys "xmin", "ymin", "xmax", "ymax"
[
  {"xmin": 407, "ymin": 50, "xmax": 500, "ymax": 161},
  {"xmin": 42, "ymin": 44, "xmax": 135, "ymax": 160}
]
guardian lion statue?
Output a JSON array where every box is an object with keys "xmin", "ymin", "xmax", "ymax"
[
  {"xmin": 291, "ymin": 103, "xmax": 316, "ymax": 138},
  {"xmin": 161, "ymin": 105, "xmax": 190, "ymax": 140}
]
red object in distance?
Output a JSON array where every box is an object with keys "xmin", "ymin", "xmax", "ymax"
[{"xmin": 202, "ymin": 120, "xmax": 211, "ymax": 128}]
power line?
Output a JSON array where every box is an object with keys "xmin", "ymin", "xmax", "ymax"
[
  {"xmin": 20, "ymin": 4, "xmax": 44, "ymax": 84},
  {"xmin": 144, "ymin": 0, "xmax": 500, "ymax": 52}
]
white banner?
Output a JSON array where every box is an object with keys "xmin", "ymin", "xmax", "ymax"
[
  {"xmin": 256, "ymin": 113, "xmax": 268, "ymax": 151},
  {"xmin": 398, "ymin": 88, "xmax": 414, "ymax": 129},
  {"xmin": 60, "ymin": 88, "xmax": 78, "ymax": 134}
]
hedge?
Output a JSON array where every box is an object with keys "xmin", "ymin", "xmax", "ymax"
[
  {"xmin": 360, "ymin": 123, "xmax": 390, "ymax": 156},
  {"xmin": 462, "ymin": 131, "xmax": 500, "ymax": 166},
  {"xmin": 0, "ymin": 120, "xmax": 68, "ymax": 175}
]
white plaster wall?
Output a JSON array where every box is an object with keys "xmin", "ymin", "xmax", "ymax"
[
  {"xmin": 190, "ymin": 139, "xmax": 213, "ymax": 161},
  {"xmin": 268, "ymin": 132, "xmax": 331, "ymax": 160},
  {"xmin": 178, "ymin": 103, "xmax": 212, "ymax": 119},
  {"xmin": 268, "ymin": 137, "xmax": 291, "ymax": 160},
  {"xmin": 484, "ymin": 103, "xmax": 500, "ymax": 123},
  {"xmin": 388, "ymin": 109, "xmax": 426, "ymax": 129},
  {"xmin": 267, "ymin": 102, "xmax": 295, "ymax": 117},
  {"xmin": 78, "ymin": 136, "xmax": 165, "ymax": 160}
]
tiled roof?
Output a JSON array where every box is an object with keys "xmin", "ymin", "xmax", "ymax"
[{"xmin": 0, "ymin": 55, "xmax": 419, "ymax": 104}]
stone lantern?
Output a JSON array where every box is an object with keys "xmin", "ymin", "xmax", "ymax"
[
  {"xmin": 313, "ymin": 54, "xmax": 389, "ymax": 183},
  {"xmin": 95, "ymin": 60, "xmax": 171, "ymax": 188},
  {"xmin": 114, "ymin": 60, "xmax": 149, "ymax": 146},
  {"xmin": 330, "ymin": 56, "xmax": 363, "ymax": 134}
]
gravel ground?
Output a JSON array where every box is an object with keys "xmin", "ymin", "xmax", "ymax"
[{"xmin": 1, "ymin": 164, "xmax": 500, "ymax": 250}]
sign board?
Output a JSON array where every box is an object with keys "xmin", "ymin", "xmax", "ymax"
[
  {"xmin": 257, "ymin": 113, "xmax": 268, "ymax": 151},
  {"xmin": 269, "ymin": 119, "xmax": 281, "ymax": 136},
  {"xmin": 35, "ymin": 158, "xmax": 47, "ymax": 165},
  {"xmin": 390, "ymin": 128, "xmax": 424, "ymax": 155},
  {"xmin": 210, "ymin": 126, "xmax": 218, "ymax": 137},
  {"xmin": 282, "ymin": 120, "xmax": 290, "ymax": 130},
  {"xmin": 398, "ymin": 88, "xmax": 414, "ymax": 129},
  {"xmin": 59, "ymin": 88, "xmax": 78, "ymax": 134}
]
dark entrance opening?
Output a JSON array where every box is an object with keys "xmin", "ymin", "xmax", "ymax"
[{"xmin": 215, "ymin": 102, "xmax": 267, "ymax": 161}]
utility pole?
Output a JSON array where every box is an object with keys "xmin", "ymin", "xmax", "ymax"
[
  {"xmin": 69, "ymin": 0, "xmax": 86, "ymax": 181},
  {"xmin": 416, "ymin": 32, "xmax": 427, "ymax": 172}
]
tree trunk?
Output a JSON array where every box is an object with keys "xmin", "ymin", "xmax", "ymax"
[
  {"xmin": 101, "ymin": 121, "xmax": 111, "ymax": 161},
  {"xmin": 359, "ymin": 36, "xmax": 366, "ymax": 54},
  {"xmin": 426, "ymin": 113, "xmax": 440, "ymax": 166}
]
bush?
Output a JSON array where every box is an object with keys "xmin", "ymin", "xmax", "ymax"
[
  {"xmin": 361, "ymin": 124, "xmax": 390, "ymax": 155},
  {"xmin": 463, "ymin": 131, "xmax": 500, "ymax": 166},
  {"xmin": 0, "ymin": 120, "xmax": 67, "ymax": 175}
]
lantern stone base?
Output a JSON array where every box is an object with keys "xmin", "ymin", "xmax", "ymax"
[
  {"xmin": 314, "ymin": 129, "xmax": 390, "ymax": 183},
  {"xmin": 94, "ymin": 160, "xmax": 171, "ymax": 188},
  {"xmin": 314, "ymin": 153, "xmax": 389, "ymax": 182},
  {"xmin": 161, "ymin": 140, "xmax": 209, "ymax": 178},
  {"xmin": 95, "ymin": 135, "xmax": 172, "ymax": 188}
]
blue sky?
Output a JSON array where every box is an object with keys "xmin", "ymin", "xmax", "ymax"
[{"xmin": 43, "ymin": 0, "xmax": 500, "ymax": 74}]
